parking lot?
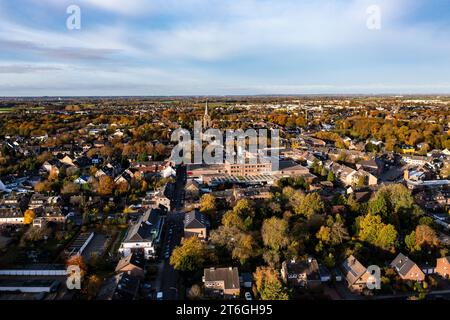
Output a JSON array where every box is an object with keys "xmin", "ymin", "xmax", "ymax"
[{"xmin": 82, "ymin": 233, "xmax": 108, "ymax": 262}]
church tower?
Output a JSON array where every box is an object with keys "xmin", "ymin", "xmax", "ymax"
[{"xmin": 203, "ymin": 100, "xmax": 212, "ymax": 128}]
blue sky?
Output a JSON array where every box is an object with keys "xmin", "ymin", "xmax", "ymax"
[{"xmin": 0, "ymin": 0, "xmax": 450, "ymax": 96}]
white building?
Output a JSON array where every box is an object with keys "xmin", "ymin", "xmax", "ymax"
[
  {"xmin": 0, "ymin": 208, "xmax": 24, "ymax": 224},
  {"xmin": 402, "ymin": 155, "xmax": 430, "ymax": 166},
  {"xmin": 119, "ymin": 208, "xmax": 164, "ymax": 259},
  {"xmin": 162, "ymin": 166, "xmax": 176, "ymax": 178}
]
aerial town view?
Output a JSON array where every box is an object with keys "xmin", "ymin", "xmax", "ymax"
[{"xmin": 0, "ymin": 0, "xmax": 449, "ymax": 316}]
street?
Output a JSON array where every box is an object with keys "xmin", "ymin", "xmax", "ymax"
[{"xmin": 153, "ymin": 165, "xmax": 187, "ymax": 300}]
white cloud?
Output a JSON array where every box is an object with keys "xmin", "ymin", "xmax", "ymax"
[{"xmin": 1, "ymin": 0, "xmax": 450, "ymax": 95}]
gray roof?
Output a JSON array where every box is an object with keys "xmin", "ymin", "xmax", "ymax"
[
  {"xmin": 184, "ymin": 209, "xmax": 209, "ymax": 229},
  {"xmin": 204, "ymin": 267, "xmax": 240, "ymax": 290},
  {"xmin": 115, "ymin": 253, "xmax": 145, "ymax": 273},
  {"xmin": 278, "ymin": 160, "xmax": 308, "ymax": 172},
  {"xmin": 390, "ymin": 253, "xmax": 418, "ymax": 277},
  {"xmin": 341, "ymin": 255, "xmax": 367, "ymax": 285},
  {"xmin": 112, "ymin": 273, "xmax": 140, "ymax": 300},
  {"xmin": 125, "ymin": 208, "xmax": 163, "ymax": 243},
  {"xmin": 0, "ymin": 207, "xmax": 23, "ymax": 219},
  {"xmin": 283, "ymin": 259, "xmax": 320, "ymax": 281}
]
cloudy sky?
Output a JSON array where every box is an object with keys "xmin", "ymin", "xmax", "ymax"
[{"xmin": 0, "ymin": 0, "xmax": 450, "ymax": 96}]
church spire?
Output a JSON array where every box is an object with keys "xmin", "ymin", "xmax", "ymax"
[{"xmin": 203, "ymin": 100, "xmax": 211, "ymax": 127}]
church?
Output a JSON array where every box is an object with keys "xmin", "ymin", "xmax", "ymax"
[{"xmin": 203, "ymin": 101, "xmax": 212, "ymax": 128}]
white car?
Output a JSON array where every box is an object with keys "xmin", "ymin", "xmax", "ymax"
[{"xmin": 245, "ymin": 292, "xmax": 252, "ymax": 300}]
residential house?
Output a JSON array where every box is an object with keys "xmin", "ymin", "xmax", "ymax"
[
  {"xmin": 154, "ymin": 183, "xmax": 172, "ymax": 211},
  {"xmin": 130, "ymin": 161, "xmax": 167, "ymax": 177},
  {"xmin": 95, "ymin": 169, "xmax": 107, "ymax": 178},
  {"xmin": 203, "ymin": 267, "xmax": 240, "ymax": 298},
  {"xmin": 390, "ymin": 253, "xmax": 425, "ymax": 282},
  {"xmin": 41, "ymin": 159, "xmax": 62, "ymax": 175},
  {"xmin": 354, "ymin": 169, "xmax": 378, "ymax": 186},
  {"xmin": 184, "ymin": 209, "xmax": 210, "ymax": 240},
  {"xmin": 330, "ymin": 163, "xmax": 356, "ymax": 186},
  {"xmin": 115, "ymin": 253, "xmax": 145, "ymax": 279},
  {"xmin": 331, "ymin": 163, "xmax": 377, "ymax": 187},
  {"xmin": 0, "ymin": 193, "xmax": 28, "ymax": 224},
  {"xmin": 341, "ymin": 255, "xmax": 371, "ymax": 292},
  {"xmin": 111, "ymin": 273, "xmax": 141, "ymax": 300},
  {"xmin": 60, "ymin": 155, "xmax": 76, "ymax": 167},
  {"xmin": 356, "ymin": 158, "xmax": 384, "ymax": 176},
  {"xmin": 0, "ymin": 193, "xmax": 29, "ymax": 211},
  {"xmin": 114, "ymin": 170, "xmax": 133, "ymax": 186},
  {"xmin": 119, "ymin": 207, "xmax": 165, "ymax": 259},
  {"xmin": 299, "ymin": 151, "xmax": 323, "ymax": 168},
  {"xmin": 28, "ymin": 194, "xmax": 61, "ymax": 210},
  {"xmin": 400, "ymin": 145, "xmax": 415, "ymax": 154},
  {"xmin": 39, "ymin": 205, "xmax": 65, "ymax": 223},
  {"xmin": 0, "ymin": 207, "xmax": 24, "ymax": 224},
  {"xmin": 281, "ymin": 258, "xmax": 321, "ymax": 289},
  {"xmin": 185, "ymin": 179, "xmax": 201, "ymax": 201},
  {"xmin": 435, "ymin": 256, "xmax": 450, "ymax": 279},
  {"xmin": 73, "ymin": 155, "xmax": 92, "ymax": 168},
  {"xmin": 74, "ymin": 176, "xmax": 90, "ymax": 186},
  {"xmin": 162, "ymin": 166, "xmax": 176, "ymax": 178},
  {"xmin": 278, "ymin": 160, "xmax": 317, "ymax": 183},
  {"xmin": 106, "ymin": 161, "xmax": 122, "ymax": 177},
  {"xmin": 402, "ymin": 155, "xmax": 431, "ymax": 166}
]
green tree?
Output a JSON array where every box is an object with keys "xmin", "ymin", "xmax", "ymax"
[
  {"xmin": 97, "ymin": 175, "xmax": 114, "ymax": 196},
  {"xmin": 405, "ymin": 231, "xmax": 420, "ymax": 252},
  {"xmin": 316, "ymin": 226, "xmax": 331, "ymax": 244},
  {"xmin": 291, "ymin": 192, "xmax": 325, "ymax": 218},
  {"xmin": 415, "ymin": 224, "xmax": 439, "ymax": 247},
  {"xmin": 358, "ymin": 214, "xmax": 397, "ymax": 250},
  {"xmin": 199, "ymin": 194, "xmax": 217, "ymax": 218},
  {"xmin": 346, "ymin": 193, "xmax": 360, "ymax": 213},
  {"xmin": 222, "ymin": 199, "xmax": 255, "ymax": 231},
  {"xmin": 23, "ymin": 209, "xmax": 35, "ymax": 225},
  {"xmin": 327, "ymin": 170, "xmax": 336, "ymax": 183},
  {"xmin": 368, "ymin": 192, "xmax": 389, "ymax": 217},
  {"xmin": 253, "ymin": 267, "xmax": 290, "ymax": 300},
  {"xmin": 170, "ymin": 236, "xmax": 207, "ymax": 272},
  {"xmin": 210, "ymin": 226, "xmax": 257, "ymax": 264},
  {"xmin": 330, "ymin": 220, "xmax": 350, "ymax": 245},
  {"xmin": 261, "ymin": 217, "xmax": 290, "ymax": 251}
]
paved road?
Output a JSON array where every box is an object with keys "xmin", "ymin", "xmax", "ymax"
[
  {"xmin": 82, "ymin": 233, "xmax": 107, "ymax": 263},
  {"xmin": 154, "ymin": 165, "xmax": 187, "ymax": 300}
]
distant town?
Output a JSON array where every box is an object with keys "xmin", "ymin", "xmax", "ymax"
[{"xmin": 0, "ymin": 95, "xmax": 449, "ymax": 301}]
